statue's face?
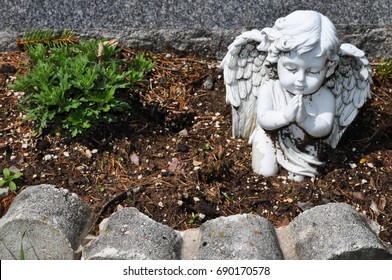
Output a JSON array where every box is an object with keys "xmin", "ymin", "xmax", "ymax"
[{"xmin": 277, "ymin": 46, "xmax": 328, "ymax": 95}]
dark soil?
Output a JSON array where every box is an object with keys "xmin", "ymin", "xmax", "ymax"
[{"xmin": 1, "ymin": 48, "xmax": 391, "ymax": 243}]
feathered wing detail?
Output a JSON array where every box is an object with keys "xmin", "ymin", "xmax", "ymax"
[
  {"xmin": 324, "ymin": 43, "xmax": 372, "ymax": 148},
  {"xmin": 220, "ymin": 30, "xmax": 271, "ymax": 139}
]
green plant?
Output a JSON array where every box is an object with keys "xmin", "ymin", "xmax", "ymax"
[
  {"xmin": 375, "ymin": 58, "xmax": 392, "ymax": 82},
  {"xmin": 10, "ymin": 37, "xmax": 154, "ymax": 137},
  {"xmin": 0, "ymin": 168, "xmax": 23, "ymax": 191},
  {"xmin": 187, "ymin": 213, "xmax": 199, "ymax": 225},
  {"xmin": 19, "ymin": 231, "xmax": 26, "ymax": 260}
]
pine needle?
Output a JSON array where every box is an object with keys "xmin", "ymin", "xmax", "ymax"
[{"xmin": 16, "ymin": 29, "xmax": 79, "ymax": 49}]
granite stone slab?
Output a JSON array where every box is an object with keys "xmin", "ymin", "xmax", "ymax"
[
  {"xmin": 82, "ymin": 207, "xmax": 182, "ymax": 260},
  {"xmin": 0, "ymin": 184, "xmax": 93, "ymax": 260},
  {"xmin": 276, "ymin": 203, "xmax": 392, "ymax": 260},
  {"xmin": 0, "ymin": 0, "xmax": 391, "ymax": 59},
  {"xmin": 195, "ymin": 214, "xmax": 284, "ymax": 260}
]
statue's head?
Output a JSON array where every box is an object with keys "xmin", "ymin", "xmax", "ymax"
[{"xmin": 258, "ymin": 10, "xmax": 341, "ymax": 95}]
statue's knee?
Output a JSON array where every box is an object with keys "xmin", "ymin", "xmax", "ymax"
[
  {"xmin": 252, "ymin": 160, "xmax": 277, "ymax": 177},
  {"xmin": 259, "ymin": 165, "xmax": 278, "ymax": 177}
]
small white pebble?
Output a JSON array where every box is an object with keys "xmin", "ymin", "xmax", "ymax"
[
  {"xmin": 367, "ymin": 163, "xmax": 374, "ymax": 168},
  {"xmin": 63, "ymin": 151, "xmax": 70, "ymax": 157},
  {"xmin": 361, "ymin": 179, "xmax": 368, "ymax": 184},
  {"xmin": 43, "ymin": 155, "xmax": 53, "ymax": 161},
  {"xmin": 193, "ymin": 197, "xmax": 200, "ymax": 202},
  {"xmin": 85, "ymin": 149, "xmax": 92, "ymax": 158},
  {"xmin": 10, "ymin": 155, "xmax": 17, "ymax": 160},
  {"xmin": 349, "ymin": 163, "xmax": 357, "ymax": 169},
  {"xmin": 158, "ymin": 201, "xmax": 164, "ymax": 208},
  {"xmin": 91, "ymin": 149, "xmax": 98, "ymax": 154},
  {"xmin": 32, "ymin": 174, "xmax": 38, "ymax": 179}
]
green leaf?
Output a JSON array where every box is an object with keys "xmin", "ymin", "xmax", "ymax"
[
  {"xmin": 0, "ymin": 180, "xmax": 6, "ymax": 187},
  {"xmin": 20, "ymin": 231, "xmax": 26, "ymax": 260},
  {"xmin": 64, "ymin": 101, "xmax": 81, "ymax": 112},
  {"xmin": 3, "ymin": 168, "xmax": 11, "ymax": 178},
  {"xmin": 9, "ymin": 181, "xmax": 17, "ymax": 191},
  {"xmin": 13, "ymin": 172, "xmax": 23, "ymax": 179}
]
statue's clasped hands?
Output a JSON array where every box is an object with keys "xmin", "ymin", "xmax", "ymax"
[{"xmin": 283, "ymin": 94, "xmax": 308, "ymax": 125}]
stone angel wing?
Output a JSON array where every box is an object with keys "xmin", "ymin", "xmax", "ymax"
[
  {"xmin": 220, "ymin": 30, "xmax": 272, "ymax": 139},
  {"xmin": 324, "ymin": 43, "xmax": 372, "ymax": 148}
]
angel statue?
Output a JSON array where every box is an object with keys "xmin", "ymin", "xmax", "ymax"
[{"xmin": 220, "ymin": 10, "xmax": 372, "ymax": 181}]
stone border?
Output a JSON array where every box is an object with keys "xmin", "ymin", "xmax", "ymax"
[{"xmin": 0, "ymin": 185, "xmax": 391, "ymax": 260}]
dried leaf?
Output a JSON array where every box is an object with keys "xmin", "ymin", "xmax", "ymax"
[
  {"xmin": 103, "ymin": 39, "xmax": 118, "ymax": 47},
  {"xmin": 97, "ymin": 42, "xmax": 104, "ymax": 58},
  {"xmin": 216, "ymin": 145, "xmax": 224, "ymax": 159},
  {"xmin": 378, "ymin": 196, "xmax": 386, "ymax": 212},
  {"xmin": 352, "ymin": 191, "xmax": 365, "ymax": 200},
  {"xmin": 192, "ymin": 159, "xmax": 203, "ymax": 166},
  {"xmin": 370, "ymin": 200, "xmax": 379, "ymax": 215},
  {"xmin": 168, "ymin": 158, "xmax": 186, "ymax": 172},
  {"xmin": 130, "ymin": 152, "xmax": 140, "ymax": 166}
]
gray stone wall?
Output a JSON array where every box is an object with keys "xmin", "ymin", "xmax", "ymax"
[{"xmin": 1, "ymin": 0, "xmax": 391, "ymax": 58}]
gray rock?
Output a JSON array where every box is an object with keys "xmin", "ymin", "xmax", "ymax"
[
  {"xmin": 0, "ymin": 187, "xmax": 9, "ymax": 200},
  {"xmin": 0, "ymin": 184, "xmax": 94, "ymax": 259},
  {"xmin": 277, "ymin": 203, "xmax": 392, "ymax": 260},
  {"xmin": 203, "ymin": 76, "xmax": 214, "ymax": 90},
  {"xmin": 82, "ymin": 207, "xmax": 182, "ymax": 260},
  {"xmin": 0, "ymin": 1, "xmax": 391, "ymax": 59},
  {"xmin": 196, "ymin": 214, "xmax": 283, "ymax": 259}
]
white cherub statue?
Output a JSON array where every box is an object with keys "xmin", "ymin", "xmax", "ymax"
[{"xmin": 220, "ymin": 10, "xmax": 372, "ymax": 181}]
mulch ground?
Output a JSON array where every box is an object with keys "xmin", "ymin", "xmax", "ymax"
[{"xmin": 1, "ymin": 47, "xmax": 391, "ymax": 243}]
